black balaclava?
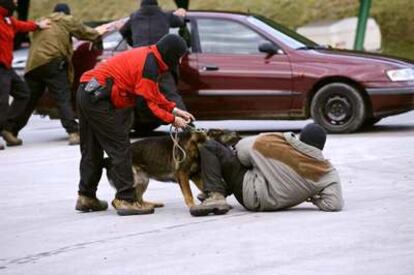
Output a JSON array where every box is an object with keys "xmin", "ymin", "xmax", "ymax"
[
  {"xmin": 140, "ymin": 0, "xmax": 158, "ymax": 7},
  {"xmin": 0, "ymin": 0, "xmax": 16, "ymax": 16},
  {"xmin": 299, "ymin": 123, "xmax": 327, "ymax": 150},
  {"xmin": 53, "ymin": 3, "xmax": 71, "ymax": 15},
  {"xmin": 156, "ymin": 34, "xmax": 188, "ymax": 70}
]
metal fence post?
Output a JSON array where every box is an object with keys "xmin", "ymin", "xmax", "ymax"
[{"xmin": 354, "ymin": 0, "xmax": 372, "ymax": 50}]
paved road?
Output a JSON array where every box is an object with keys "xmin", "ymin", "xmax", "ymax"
[{"xmin": 1, "ymin": 112, "xmax": 413, "ymax": 275}]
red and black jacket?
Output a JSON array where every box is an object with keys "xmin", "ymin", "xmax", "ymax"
[
  {"xmin": 0, "ymin": 7, "xmax": 37, "ymax": 68},
  {"xmin": 80, "ymin": 45, "xmax": 176, "ymax": 123}
]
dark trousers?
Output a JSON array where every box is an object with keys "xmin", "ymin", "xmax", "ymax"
[
  {"xmin": 11, "ymin": 58, "xmax": 78, "ymax": 135},
  {"xmin": 0, "ymin": 66, "xmax": 30, "ymax": 132},
  {"xmin": 199, "ymin": 140, "xmax": 247, "ymax": 206},
  {"xmin": 77, "ymin": 86, "xmax": 135, "ymax": 201}
]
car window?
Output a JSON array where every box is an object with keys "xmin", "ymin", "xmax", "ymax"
[
  {"xmin": 115, "ymin": 39, "xmax": 129, "ymax": 52},
  {"xmin": 196, "ymin": 18, "xmax": 268, "ymax": 54},
  {"xmin": 101, "ymin": 23, "xmax": 192, "ymax": 53},
  {"xmin": 103, "ymin": 31, "xmax": 123, "ymax": 50},
  {"xmin": 248, "ymin": 16, "xmax": 318, "ymax": 49}
]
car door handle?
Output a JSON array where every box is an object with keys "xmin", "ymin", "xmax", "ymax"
[{"xmin": 202, "ymin": 64, "xmax": 219, "ymax": 71}]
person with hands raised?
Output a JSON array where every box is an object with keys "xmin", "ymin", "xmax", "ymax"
[
  {"xmin": 0, "ymin": 0, "xmax": 50, "ymax": 149},
  {"xmin": 2, "ymin": 3, "xmax": 108, "ymax": 147}
]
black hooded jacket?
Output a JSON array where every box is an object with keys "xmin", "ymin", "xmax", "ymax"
[{"xmin": 120, "ymin": 3, "xmax": 185, "ymax": 47}]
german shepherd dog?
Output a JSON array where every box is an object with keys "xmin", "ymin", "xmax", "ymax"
[{"xmin": 107, "ymin": 129, "xmax": 241, "ymax": 208}]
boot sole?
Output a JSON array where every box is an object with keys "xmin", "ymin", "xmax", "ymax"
[
  {"xmin": 6, "ymin": 142, "xmax": 22, "ymax": 146},
  {"xmin": 190, "ymin": 205, "xmax": 230, "ymax": 217},
  {"xmin": 116, "ymin": 208, "xmax": 155, "ymax": 216},
  {"xmin": 75, "ymin": 205, "xmax": 108, "ymax": 212}
]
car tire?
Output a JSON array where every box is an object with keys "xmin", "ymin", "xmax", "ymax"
[{"xmin": 311, "ymin": 82, "xmax": 366, "ymax": 133}]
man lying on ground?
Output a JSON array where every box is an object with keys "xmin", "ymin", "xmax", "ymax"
[{"xmin": 190, "ymin": 123, "xmax": 344, "ymax": 216}]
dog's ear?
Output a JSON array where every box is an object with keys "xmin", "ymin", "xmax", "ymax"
[
  {"xmin": 189, "ymin": 131, "xmax": 207, "ymax": 153},
  {"xmin": 206, "ymin": 128, "xmax": 223, "ymax": 139},
  {"xmin": 207, "ymin": 128, "xmax": 241, "ymax": 146}
]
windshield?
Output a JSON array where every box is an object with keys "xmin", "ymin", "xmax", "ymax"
[{"xmin": 248, "ymin": 15, "xmax": 319, "ymax": 49}]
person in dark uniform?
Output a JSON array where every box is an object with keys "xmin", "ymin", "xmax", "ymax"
[
  {"xmin": 0, "ymin": 0, "xmax": 50, "ymax": 149},
  {"xmin": 119, "ymin": 0, "xmax": 188, "ymax": 134},
  {"xmin": 75, "ymin": 34, "xmax": 194, "ymax": 216}
]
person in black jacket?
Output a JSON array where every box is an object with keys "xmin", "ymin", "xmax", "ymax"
[
  {"xmin": 120, "ymin": 0, "xmax": 186, "ymax": 48},
  {"xmin": 119, "ymin": 0, "xmax": 188, "ymax": 134}
]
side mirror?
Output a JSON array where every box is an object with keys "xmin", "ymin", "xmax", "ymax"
[{"xmin": 259, "ymin": 42, "xmax": 280, "ymax": 56}]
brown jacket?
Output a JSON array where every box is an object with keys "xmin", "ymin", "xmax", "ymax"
[
  {"xmin": 236, "ymin": 132, "xmax": 344, "ymax": 211},
  {"xmin": 25, "ymin": 12, "xmax": 100, "ymax": 81}
]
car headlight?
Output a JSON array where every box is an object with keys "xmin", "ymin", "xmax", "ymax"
[{"xmin": 386, "ymin": 68, "xmax": 414, "ymax": 81}]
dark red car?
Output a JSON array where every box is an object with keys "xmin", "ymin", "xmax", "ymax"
[{"xmin": 34, "ymin": 11, "xmax": 414, "ymax": 133}]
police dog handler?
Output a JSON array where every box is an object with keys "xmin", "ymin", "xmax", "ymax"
[
  {"xmin": 190, "ymin": 123, "xmax": 344, "ymax": 216},
  {"xmin": 75, "ymin": 34, "xmax": 194, "ymax": 216}
]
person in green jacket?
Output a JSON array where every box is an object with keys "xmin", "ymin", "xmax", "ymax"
[{"xmin": 2, "ymin": 3, "xmax": 109, "ymax": 146}]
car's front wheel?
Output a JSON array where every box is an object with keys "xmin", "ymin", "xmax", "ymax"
[{"xmin": 310, "ymin": 82, "xmax": 367, "ymax": 133}]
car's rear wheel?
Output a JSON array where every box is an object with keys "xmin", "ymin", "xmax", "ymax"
[{"xmin": 311, "ymin": 82, "xmax": 366, "ymax": 133}]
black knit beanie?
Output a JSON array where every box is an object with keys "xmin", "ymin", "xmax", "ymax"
[
  {"xmin": 141, "ymin": 0, "xmax": 158, "ymax": 7},
  {"xmin": 299, "ymin": 123, "xmax": 327, "ymax": 150},
  {"xmin": 53, "ymin": 3, "xmax": 71, "ymax": 15},
  {"xmin": 156, "ymin": 34, "xmax": 188, "ymax": 69}
]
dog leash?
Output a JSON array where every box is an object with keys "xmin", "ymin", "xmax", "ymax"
[{"xmin": 170, "ymin": 125, "xmax": 187, "ymax": 170}]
